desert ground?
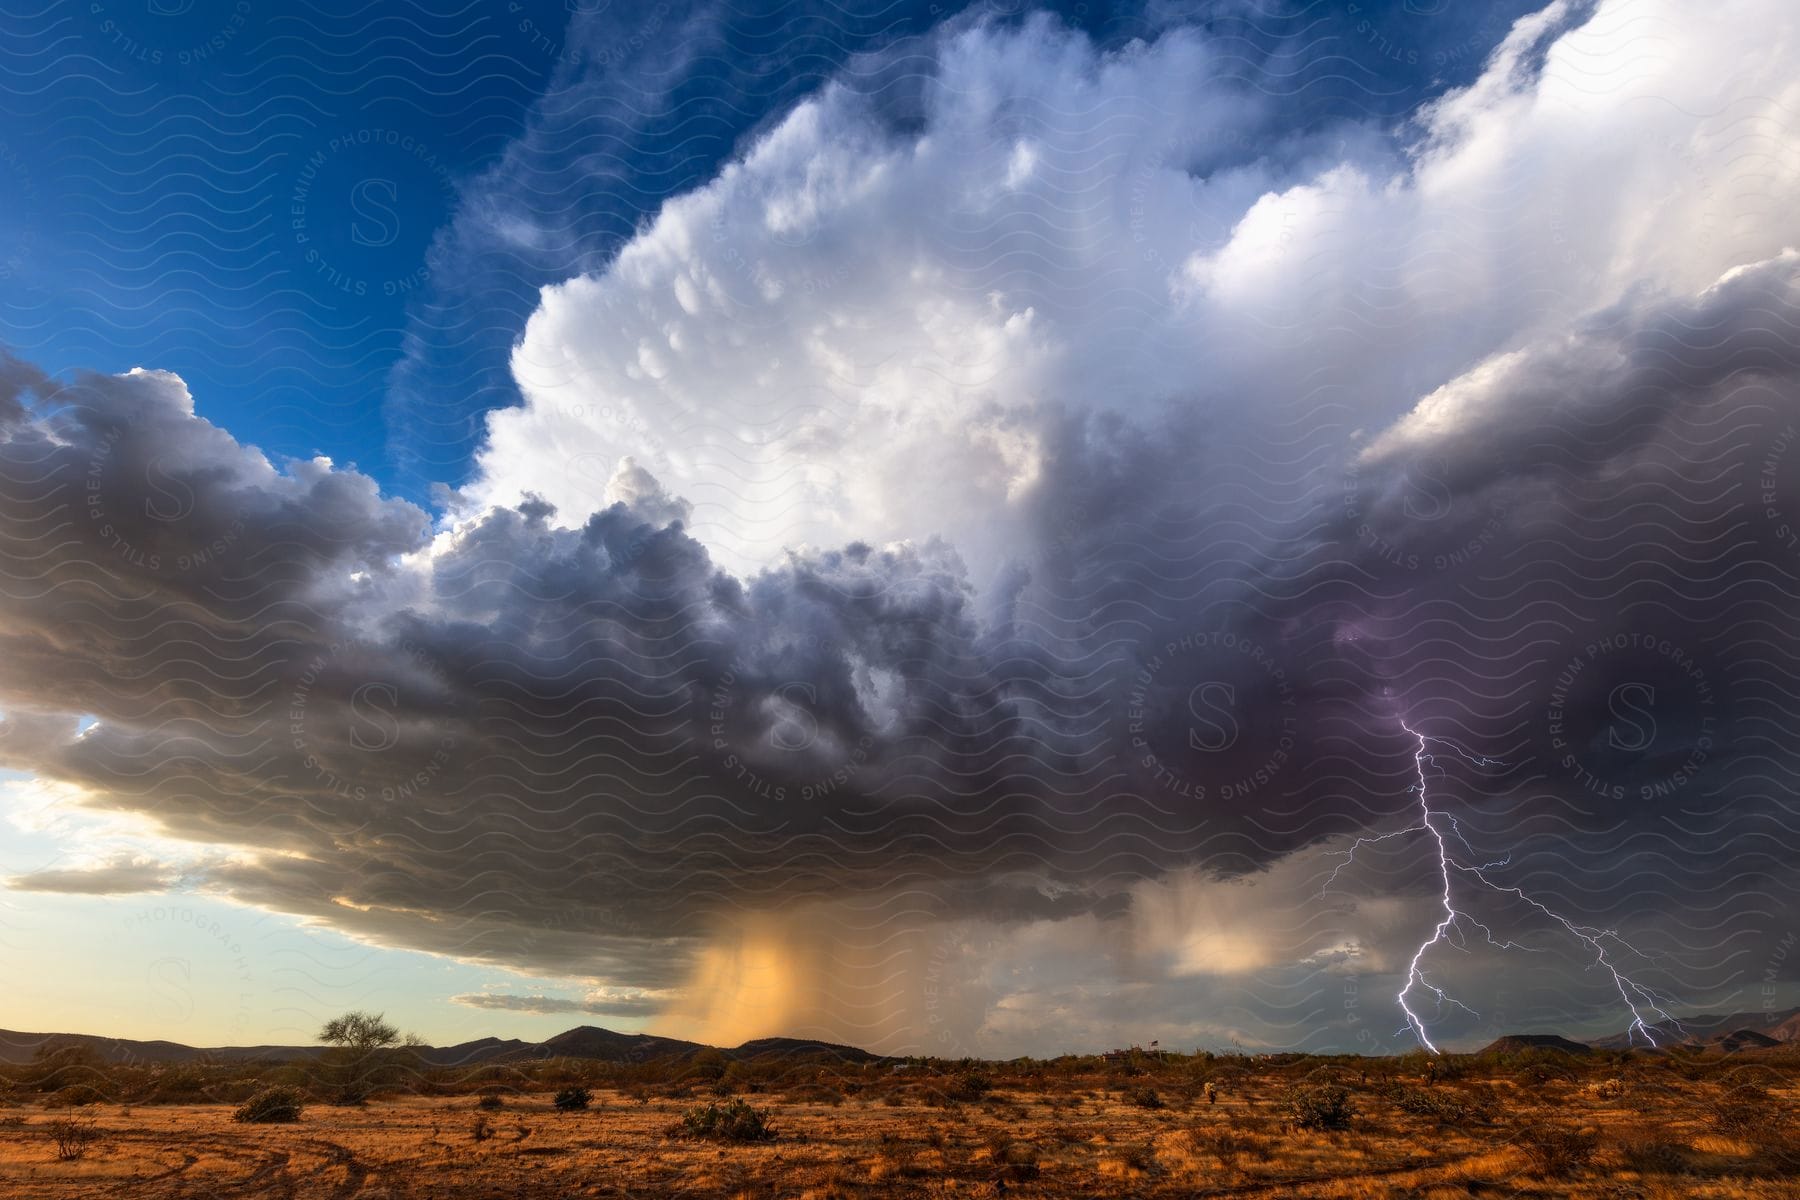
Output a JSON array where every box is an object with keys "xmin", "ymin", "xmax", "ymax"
[{"xmin": 2, "ymin": 1052, "xmax": 1797, "ymax": 1199}]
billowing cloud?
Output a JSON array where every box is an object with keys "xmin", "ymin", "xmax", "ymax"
[
  {"xmin": 476, "ymin": 0, "xmax": 1800, "ymax": 585},
  {"xmin": 2, "ymin": 0, "xmax": 1799, "ymax": 1054}
]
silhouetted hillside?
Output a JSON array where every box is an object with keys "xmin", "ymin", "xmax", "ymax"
[
  {"xmin": 0, "ymin": 1025, "xmax": 880, "ymax": 1068},
  {"xmin": 732, "ymin": 1036, "xmax": 879, "ymax": 1062},
  {"xmin": 1589, "ymin": 1005, "xmax": 1800, "ymax": 1051},
  {"xmin": 1476, "ymin": 1034, "xmax": 1594, "ymax": 1057}
]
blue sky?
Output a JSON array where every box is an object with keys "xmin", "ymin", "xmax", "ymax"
[
  {"xmin": 3, "ymin": 0, "xmax": 1796, "ymax": 1056},
  {"xmin": 1, "ymin": 0, "xmax": 1536, "ymax": 506}
]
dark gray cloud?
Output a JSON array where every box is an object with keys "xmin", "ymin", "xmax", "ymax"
[
  {"xmin": 451, "ymin": 992, "xmax": 661, "ymax": 1019},
  {"xmin": 2, "ymin": 248, "xmax": 1797, "ymax": 1053}
]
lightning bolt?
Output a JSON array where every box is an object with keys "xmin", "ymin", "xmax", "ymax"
[{"xmin": 1325, "ymin": 719, "xmax": 1682, "ymax": 1053}]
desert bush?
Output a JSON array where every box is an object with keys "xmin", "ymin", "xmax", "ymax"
[
  {"xmin": 210, "ymin": 1079, "xmax": 261, "ymax": 1106},
  {"xmin": 475, "ymin": 1091, "xmax": 504, "ymax": 1111},
  {"xmin": 783, "ymin": 1081, "xmax": 845, "ymax": 1106},
  {"xmin": 1188, "ymin": 1126, "xmax": 1248, "ymax": 1165},
  {"xmin": 233, "ymin": 1086, "xmax": 304, "ymax": 1124},
  {"xmin": 946, "ymin": 1071, "xmax": 991, "ymax": 1102},
  {"xmin": 992, "ymin": 1140, "xmax": 1041, "ymax": 1183},
  {"xmin": 683, "ymin": 1048, "xmax": 729, "ymax": 1083},
  {"xmin": 552, "ymin": 1086, "xmax": 591, "ymax": 1112},
  {"xmin": 145, "ymin": 1065, "xmax": 212, "ymax": 1103},
  {"xmin": 49, "ymin": 1114, "xmax": 99, "ymax": 1161},
  {"xmin": 672, "ymin": 1098, "xmax": 776, "ymax": 1142},
  {"xmin": 1116, "ymin": 1142, "xmax": 1156, "ymax": 1171},
  {"xmin": 1127, "ymin": 1085, "xmax": 1164, "ymax": 1109},
  {"xmin": 1391, "ymin": 1086, "xmax": 1495, "ymax": 1125},
  {"xmin": 868, "ymin": 1143, "xmax": 929, "ymax": 1182},
  {"xmin": 1616, "ymin": 1133, "xmax": 1689, "ymax": 1175},
  {"xmin": 42, "ymin": 1084, "xmax": 103, "ymax": 1108},
  {"xmin": 28, "ymin": 1041, "xmax": 104, "ymax": 1093},
  {"xmin": 916, "ymin": 1122, "xmax": 950, "ymax": 1150},
  {"xmin": 1709, "ymin": 1086, "xmax": 1785, "ymax": 1137},
  {"xmin": 1514, "ymin": 1125, "xmax": 1598, "ymax": 1176},
  {"xmin": 1433, "ymin": 1055, "xmax": 1475, "ymax": 1082},
  {"xmin": 1285, "ymin": 1084, "xmax": 1353, "ymax": 1130}
]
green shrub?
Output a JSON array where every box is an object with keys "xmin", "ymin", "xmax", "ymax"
[
  {"xmin": 672, "ymin": 1098, "xmax": 776, "ymax": 1142},
  {"xmin": 233, "ymin": 1086, "xmax": 304, "ymax": 1124},
  {"xmin": 1285, "ymin": 1084, "xmax": 1353, "ymax": 1130},
  {"xmin": 552, "ymin": 1086, "xmax": 591, "ymax": 1112}
]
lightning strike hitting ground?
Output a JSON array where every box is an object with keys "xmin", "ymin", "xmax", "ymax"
[{"xmin": 1325, "ymin": 720, "xmax": 1682, "ymax": 1054}]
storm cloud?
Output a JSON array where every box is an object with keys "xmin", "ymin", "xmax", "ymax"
[{"xmin": 3, "ymin": 0, "xmax": 1799, "ymax": 1053}]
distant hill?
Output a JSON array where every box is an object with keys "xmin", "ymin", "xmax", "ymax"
[
  {"xmin": 0, "ymin": 1024, "xmax": 880, "ymax": 1069},
  {"xmin": 0, "ymin": 1030, "xmax": 328, "ymax": 1067},
  {"xmin": 732, "ymin": 1036, "xmax": 879, "ymax": 1062},
  {"xmin": 1589, "ymin": 1005, "xmax": 1800, "ymax": 1051},
  {"xmin": 1476, "ymin": 1034, "xmax": 1594, "ymax": 1057}
]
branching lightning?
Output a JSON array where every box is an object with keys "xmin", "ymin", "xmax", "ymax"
[{"xmin": 1325, "ymin": 719, "xmax": 1681, "ymax": 1053}]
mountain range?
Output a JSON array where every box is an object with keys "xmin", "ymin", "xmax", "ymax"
[
  {"xmin": 1586, "ymin": 1004, "xmax": 1800, "ymax": 1052},
  {"xmin": 3, "ymin": 1005, "xmax": 1795, "ymax": 1067},
  {"xmin": 0, "ymin": 1024, "xmax": 878, "ymax": 1068}
]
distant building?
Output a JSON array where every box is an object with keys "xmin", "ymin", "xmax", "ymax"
[{"xmin": 1102, "ymin": 1041, "xmax": 1162, "ymax": 1063}]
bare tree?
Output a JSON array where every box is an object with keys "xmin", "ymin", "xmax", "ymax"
[
  {"xmin": 319, "ymin": 1011, "xmax": 400, "ymax": 1052},
  {"xmin": 316, "ymin": 1011, "xmax": 417, "ymax": 1103}
]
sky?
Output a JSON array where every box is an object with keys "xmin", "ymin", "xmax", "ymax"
[{"xmin": 0, "ymin": 0, "xmax": 1797, "ymax": 1057}]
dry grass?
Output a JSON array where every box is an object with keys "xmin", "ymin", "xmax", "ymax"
[{"xmin": 0, "ymin": 1057, "xmax": 1794, "ymax": 1197}]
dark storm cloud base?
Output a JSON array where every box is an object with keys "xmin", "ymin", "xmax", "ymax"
[{"xmin": 2, "ymin": 249, "xmax": 1798, "ymax": 1048}]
